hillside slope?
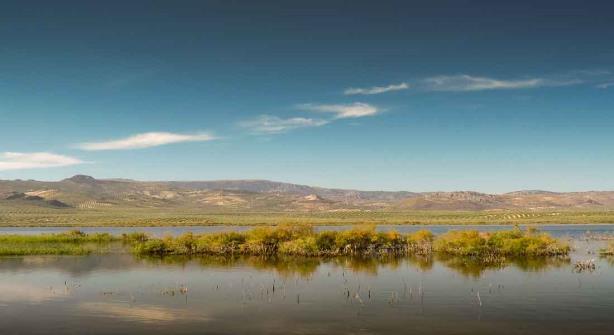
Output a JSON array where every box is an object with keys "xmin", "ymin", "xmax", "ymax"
[{"xmin": 1, "ymin": 175, "xmax": 614, "ymax": 212}]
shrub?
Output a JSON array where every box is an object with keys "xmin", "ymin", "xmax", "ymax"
[
  {"xmin": 407, "ymin": 230, "xmax": 434, "ymax": 254},
  {"xmin": 433, "ymin": 231, "xmax": 487, "ymax": 256},
  {"xmin": 279, "ymin": 236, "xmax": 319, "ymax": 256},
  {"xmin": 196, "ymin": 232, "xmax": 245, "ymax": 254},
  {"xmin": 434, "ymin": 229, "xmax": 569, "ymax": 257}
]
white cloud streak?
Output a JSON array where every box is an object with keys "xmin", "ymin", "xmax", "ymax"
[
  {"xmin": 239, "ymin": 115, "xmax": 329, "ymax": 134},
  {"xmin": 77, "ymin": 132, "xmax": 216, "ymax": 151},
  {"xmin": 421, "ymin": 74, "xmax": 587, "ymax": 92},
  {"xmin": 596, "ymin": 82, "xmax": 614, "ymax": 89},
  {"xmin": 0, "ymin": 152, "xmax": 83, "ymax": 171},
  {"xmin": 344, "ymin": 82, "xmax": 409, "ymax": 95},
  {"xmin": 299, "ymin": 102, "xmax": 380, "ymax": 119},
  {"xmin": 423, "ymin": 75, "xmax": 547, "ymax": 91}
]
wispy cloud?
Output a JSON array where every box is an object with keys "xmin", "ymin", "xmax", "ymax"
[
  {"xmin": 421, "ymin": 73, "xmax": 590, "ymax": 92},
  {"xmin": 239, "ymin": 115, "xmax": 328, "ymax": 134},
  {"xmin": 299, "ymin": 102, "xmax": 380, "ymax": 119},
  {"xmin": 423, "ymin": 75, "xmax": 549, "ymax": 91},
  {"xmin": 0, "ymin": 152, "xmax": 83, "ymax": 171},
  {"xmin": 344, "ymin": 82, "xmax": 409, "ymax": 95},
  {"xmin": 105, "ymin": 69, "xmax": 156, "ymax": 88},
  {"xmin": 77, "ymin": 132, "xmax": 216, "ymax": 151},
  {"xmin": 596, "ymin": 82, "xmax": 614, "ymax": 89}
]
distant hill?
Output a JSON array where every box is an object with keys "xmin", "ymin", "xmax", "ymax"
[
  {"xmin": 1, "ymin": 175, "xmax": 613, "ymax": 212},
  {"xmin": 3, "ymin": 192, "xmax": 71, "ymax": 208},
  {"xmin": 166, "ymin": 180, "xmax": 417, "ymax": 202}
]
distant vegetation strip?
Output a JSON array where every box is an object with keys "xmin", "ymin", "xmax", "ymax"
[
  {"xmin": 2, "ymin": 207, "xmax": 614, "ymax": 227},
  {"xmin": 130, "ymin": 225, "xmax": 570, "ymax": 258},
  {"xmin": 0, "ymin": 230, "xmax": 118, "ymax": 256}
]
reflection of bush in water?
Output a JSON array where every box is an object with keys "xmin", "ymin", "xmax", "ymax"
[
  {"xmin": 435, "ymin": 254, "xmax": 506, "ymax": 278},
  {"xmin": 136, "ymin": 254, "xmax": 422, "ymax": 277},
  {"xmin": 599, "ymin": 255, "xmax": 614, "ymax": 266},
  {"xmin": 247, "ymin": 256, "xmax": 321, "ymax": 278},
  {"xmin": 137, "ymin": 254, "xmax": 192, "ymax": 267},
  {"xmin": 406, "ymin": 255, "xmax": 434, "ymax": 271},
  {"xmin": 327, "ymin": 256, "xmax": 398, "ymax": 275},
  {"xmin": 137, "ymin": 254, "xmax": 320, "ymax": 278},
  {"xmin": 512, "ymin": 256, "xmax": 570, "ymax": 272},
  {"xmin": 340, "ymin": 255, "xmax": 434, "ymax": 274},
  {"xmin": 436, "ymin": 254, "xmax": 570, "ymax": 278},
  {"xmin": 135, "ymin": 252, "xmax": 570, "ymax": 279}
]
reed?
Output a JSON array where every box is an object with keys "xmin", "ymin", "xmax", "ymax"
[
  {"xmin": 0, "ymin": 230, "xmax": 117, "ymax": 255},
  {"xmin": 0, "ymin": 230, "xmax": 115, "ymax": 244},
  {"xmin": 0, "ymin": 244, "xmax": 91, "ymax": 256}
]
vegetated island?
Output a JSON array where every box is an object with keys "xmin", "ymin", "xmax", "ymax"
[{"xmin": 0, "ymin": 226, "xmax": 570, "ymax": 260}]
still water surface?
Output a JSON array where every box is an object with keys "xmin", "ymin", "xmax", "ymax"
[
  {"xmin": 1, "ymin": 225, "xmax": 613, "ymax": 334},
  {"xmin": 2, "ymin": 223, "xmax": 614, "ymax": 237}
]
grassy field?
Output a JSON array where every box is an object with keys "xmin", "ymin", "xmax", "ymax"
[{"xmin": 1, "ymin": 203, "xmax": 614, "ymax": 227}]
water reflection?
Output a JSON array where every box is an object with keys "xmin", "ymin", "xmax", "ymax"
[
  {"xmin": 2, "ymin": 248, "xmax": 614, "ymax": 335},
  {"xmin": 0, "ymin": 282, "xmax": 58, "ymax": 304},
  {"xmin": 134, "ymin": 253, "xmax": 570, "ymax": 279},
  {"xmin": 600, "ymin": 255, "xmax": 614, "ymax": 266},
  {"xmin": 0, "ymin": 253, "xmax": 576, "ymax": 279},
  {"xmin": 78, "ymin": 302, "xmax": 210, "ymax": 323},
  {"xmin": 0, "ymin": 254, "xmax": 137, "ymax": 276},
  {"xmin": 2, "ymin": 223, "xmax": 614, "ymax": 238},
  {"xmin": 435, "ymin": 254, "xmax": 570, "ymax": 278}
]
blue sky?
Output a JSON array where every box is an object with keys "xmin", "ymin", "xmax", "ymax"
[{"xmin": 1, "ymin": 0, "xmax": 614, "ymax": 193}]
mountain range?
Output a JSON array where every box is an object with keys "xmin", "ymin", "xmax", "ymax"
[{"xmin": 1, "ymin": 175, "xmax": 613, "ymax": 212}]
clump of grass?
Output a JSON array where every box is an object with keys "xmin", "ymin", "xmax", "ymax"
[
  {"xmin": 433, "ymin": 228, "xmax": 569, "ymax": 257},
  {"xmin": 0, "ymin": 230, "xmax": 118, "ymax": 255},
  {"xmin": 0, "ymin": 230, "xmax": 115, "ymax": 244},
  {"xmin": 0, "ymin": 245, "xmax": 91, "ymax": 256}
]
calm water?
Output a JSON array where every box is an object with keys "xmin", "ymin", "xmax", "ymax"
[
  {"xmin": 1, "ymin": 225, "xmax": 614, "ymax": 334},
  {"xmin": 2, "ymin": 223, "xmax": 614, "ymax": 237}
]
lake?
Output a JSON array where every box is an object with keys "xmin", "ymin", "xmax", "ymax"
[
  {"xmin": 2, "ymin": 223, "xmax": 614, "ymax": 237},
  {"xmin": 1, "ymin": 224, "xmax": 613, "ymax": 334}
]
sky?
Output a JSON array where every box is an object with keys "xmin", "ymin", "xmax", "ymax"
[{"xmin": 1, "ymin": 0, "xmax": 614, "ymax": 193}]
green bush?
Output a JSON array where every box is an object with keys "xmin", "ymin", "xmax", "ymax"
[{"xmin": 434, "ymin": 228, "xmax": 569, "ymax": 257}]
